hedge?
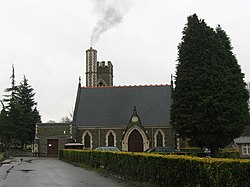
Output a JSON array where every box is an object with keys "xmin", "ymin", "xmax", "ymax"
[
  {"xmin": 61, "ymin": 149, "xmax": 250, "ymax": 187},
  {"xmin": 0, "ymin": 152, "xmax": 3, "ymax": 161},
  {"xmin": 180, "ymin": 148, "xmax": 240, "ymax": 158}
]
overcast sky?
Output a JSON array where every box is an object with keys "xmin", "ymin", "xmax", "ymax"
[{"xmin": 0, "ymin": 0, "xmax": 249, "ymax": 122}]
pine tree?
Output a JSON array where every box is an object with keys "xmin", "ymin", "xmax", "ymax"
[
  {"xmin": 171, "ymin": 14, "xmax": 249, "ymax": 157},
  {"xmin": 17, "ymin": 76, "xmax": 41, "ymax": 148}
]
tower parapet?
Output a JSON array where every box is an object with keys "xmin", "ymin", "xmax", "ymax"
[{"xmin": 97, "ymin": 61, "xmax": 113, "ymax": 87}]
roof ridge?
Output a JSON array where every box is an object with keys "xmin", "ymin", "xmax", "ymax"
[{"xmin": 82, "ymin": 84, "xmax": 170, "ymax": 89}]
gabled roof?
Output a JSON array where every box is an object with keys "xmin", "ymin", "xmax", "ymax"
[
  {"xmin": 73, "ymin": 85, "xmax": 172, "ymax": 127},
  {"xmin": 234, "ymin": 136, "xmax": 250, "ymax": 144}
]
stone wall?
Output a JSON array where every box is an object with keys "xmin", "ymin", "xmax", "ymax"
[
  {"xmin": 76, "ymin": 126, "xmax": 175, "ymax": 151},
  {"xmin": 36, "ymin": 123, "xmax": 73, "ymax": 156}
]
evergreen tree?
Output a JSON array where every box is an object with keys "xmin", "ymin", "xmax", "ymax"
[
  {"xmin": 0, "ymin": 101, "xmax": 10, "ymax": 146},
  {"xmin": 1, "ymin": 66, "xmax": 41, "ymax": 149},
  {"xmin": 171, "ymin": 14, "xmax": 249, "ymax": 157},
  {"xmin": 2, "ymin": 65, "xmax": 20, "ymax": 146},
  {"xmin": 16, "ymin": 76, "xmax": 41, "ymax": 148}
]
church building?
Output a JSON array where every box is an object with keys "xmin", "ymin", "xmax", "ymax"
[{"xmin": 34, "ymin": 47, "xmax": 176, "ymax": 156}]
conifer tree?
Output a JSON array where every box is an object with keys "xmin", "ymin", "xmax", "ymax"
[
  {"xmin": 16, "ymin": 76, "xmax": 41, "ymax": 148},
  {"xmin": 0, "ymin": 101, "xmax": 10, "ymax": 147},
  {"xmin": 171, "ymin": 14, "xmax": 249, "ymax": 157},
  {"xmin": 1, "ymin": 66, "xmax": 41, "ymax": 149},
  {"xmin": 2, "ymin": 65, "xmax": 20, "ymax": 146}
]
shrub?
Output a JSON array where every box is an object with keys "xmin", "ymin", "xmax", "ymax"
[
  {"xmin": 0, "ymin": 152, "xmax": 3, "ymax": 161},
  {"xmin": 62, "ymin": 150, "xmax": 250, "ymax": 186}
]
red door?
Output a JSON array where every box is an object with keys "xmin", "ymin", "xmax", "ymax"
[
  {"xmin": 47, "ymin": 139, "xmax": 58, "ymax": 156},
  {"xmin": 128, "ymin": 130, "xmax": 143, "ymax": 152}
]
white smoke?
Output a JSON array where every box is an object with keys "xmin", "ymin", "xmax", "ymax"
[{"xmin": 90, "ymin": 0, "xmax": 130, "ymax": 46}]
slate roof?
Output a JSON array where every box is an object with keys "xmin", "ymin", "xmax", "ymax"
[
  {"xmin": 234, "ymin": 137, "xmax": 250, "ymax": 144},
  {"xmin": 234, "ymin": 126, "xmax": 250, "ymax": 144},
  {"xmin": 73, "ymin": 85, "xmax": 172, "ymax": 127}
]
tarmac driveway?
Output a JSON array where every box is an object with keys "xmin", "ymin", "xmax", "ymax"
[{"xmin": 0, "ymin": 157, "xmax": 133, "ymax": 187}]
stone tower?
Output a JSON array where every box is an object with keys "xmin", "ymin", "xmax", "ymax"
[
  {"xmin": 85, "ymin": 47, "xmax": 113, "ymax": 87},
  {"xmin": 97, "ymin": 61, "xmax": 113, "ymax": 86},
  {"xmin": 86, "ymin": 47, "xmax": 97, "ymax": 87}
]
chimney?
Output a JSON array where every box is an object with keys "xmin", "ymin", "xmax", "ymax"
[{"xmin": 86, "ymin": 47, "xmax": 98, "ymax": 87}]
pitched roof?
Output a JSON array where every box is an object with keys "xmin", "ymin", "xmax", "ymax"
[
  {"xmin": 74, "ymin": 85, "xmax": 172, "ymax": 127},
  {"xmin": 234, "ymin": 136, "xmax": 250, "ymax": 144}
]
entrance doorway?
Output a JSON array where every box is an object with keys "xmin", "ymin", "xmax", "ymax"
[
  {"xmin": 47, "ymin": 139, "xmax": 58, "ymax": 156},
  {"xmin": 128, "ymin": 129, "xmax": 143, "ymax": 152}
]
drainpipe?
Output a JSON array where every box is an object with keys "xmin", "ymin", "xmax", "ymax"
[
  {"xmin": 151, "ymin": 128, "xmax": 154, "ymax": 147},
  {"xmin": 99, "ymin": 129, "xmax": 101, "ymax": 147}
]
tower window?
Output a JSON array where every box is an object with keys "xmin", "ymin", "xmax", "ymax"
[
  {"xmin": 98, "ymin": 81, "xmax": 105, "ymax": 87},
  {"xmin": 97, "ymin": 79, "xmax": 108, "ymax": 87}
]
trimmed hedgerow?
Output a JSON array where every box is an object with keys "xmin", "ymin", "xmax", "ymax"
[{"xmin": 62, "ymin": 150, "xmax": 250, "ymax": 186}]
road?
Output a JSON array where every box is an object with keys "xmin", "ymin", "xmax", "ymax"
[{"xmin": 0, "ymin": 157, "xmax": 133, "ymax": 187}]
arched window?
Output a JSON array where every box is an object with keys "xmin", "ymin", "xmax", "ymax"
[
  {"xmin": 108, "ymin": 132, "xmax": 114, "ymax": 146},
  {"xmin": 97, "ymin": 79, "xmax": 108, "ymax": 87},
  {"xmin": 105, "ymin": 130, "xmax": 116, "ymax": 146},
  {"xmin": 84, "ymin": 132, "xmax": 91, "ymax": 148},
  {"xmin": 156, "ymin": 132, "xmax": 163, "ymax": 147},
  {"xmin": 154, "ymin": 129, "xmax": 165, "ymax": 147},
  {"xmin": 97, "ymin": 81, "xmax": 105, "ymax": 87},
  {"xmin": 82, "ymin": 130, "xmax": 93, "ymax": 149}
]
